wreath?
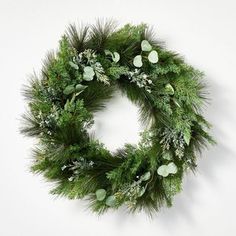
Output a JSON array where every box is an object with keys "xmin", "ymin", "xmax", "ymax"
[{"xmin": 21, "ymin": 21, "xmax": 215, "ymax": 214}]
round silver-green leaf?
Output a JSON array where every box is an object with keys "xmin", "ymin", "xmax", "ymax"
[
  {"xmin": 83, "ymin": 66, "xmax": 95, "ymax": 81},
  {"xmin": 167, "ymin": 162, "xmax": 178, "ymax": 174},
  {"xmin": 105, "ymin": 195, "xmax": 116, "ymax": 207},
  {"xmin": 95, "ymin": 189, "xmax": 107, "ymax": 201},
  {"xmin": 148, "ymin": 50, "xmax": 158, "ymax": 63},
  {"xmin": 133, "ymin": 55, "xmax": 143, "ymax": 68},
  {"xmin": 141, "ymin": 40, "xmax": 152, "ymax": 51},
  {"xmin": 157, "ymin": 165, "xmax": 169, "ymax": 177}
]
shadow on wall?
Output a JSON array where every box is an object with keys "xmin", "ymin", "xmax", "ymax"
[
  {"xmin": 111, "ymin": 78, "xmax": 236, "ymax": 228},
  {"xmin": 71, "ymin": 78, "xmax": 235, "ymax": 227},
  {"xmin": 113, "ymin": 78, "xmax": 235, "ymax": 224}
]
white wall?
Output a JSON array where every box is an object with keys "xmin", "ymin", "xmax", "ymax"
[{"xmin": 0, "ymin": 0, "xmax": 236, "ymax": 235}]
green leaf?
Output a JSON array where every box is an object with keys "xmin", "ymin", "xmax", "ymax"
[
  {"xmin": 141, "ymin": 40, "xmax": 152, "ymax": 51},
  {"xmin": 83, "ymin": 66, "xmax": 95, "ymax": 81},
  {"xmin": 112, "ymin": 52, "xmax": 120, "ymax": 63},
  {"xmin": 133, "ymin": 55, "xmax": 143, "ymax": 68},
  {"xmin": 138, "ymin": 187, "xmax": 146, "ymax": 197},
  {"xmin": 157, "ymin": 162, "xmax": 178, "ymax": 177},
  {"xmin": 165, "ymin": 83, "xmax": 175, "ymax": 95},
  {"xmin": 75, "ymin": 84, "xmax": 87, "ymax": 91},
  {"xmin": 63, "ymin": 85, "xmax": 75, "ymax": 95},
  {"xmin": 167, "ymin": 162, "xmax": 178, "ymax": 174},
  {"xmin": 64, "ymin": 99, "xmax": 70, "ymax": 111},
  {"xmin": 183, "ymin": 130, "xmax": 191, "ymax": 145},
  {"xmin": 95, "ymin": 189, "xmax": 107, "ymax": 201},
  {"xmin": 157, "ymin": 165, "xmax": 169, "ymax": 177},
  {"xmin": 162, "ymin": 151, "xmax": 173, "ymax": 160},
  {"xmin": 105, "ymin": 50, "xmax": 120, "ymax": 63},
  {"xmin": 69, "ymin": 61, "xmax": 79, "ymax": 70},
  {"xmin": 105, "ymin": 195, "xmax": 116, "ymax": 207},
  {"xmin": 141, "ymin": 171, "xmax": 151, "ymax": 181},
  {"xmin": 148, "ymin": 50, "xmax": 158, "ymax": 63},
  {"xmin": 104, "ymin": 49, "xmax": 112, "ymax": 56}
]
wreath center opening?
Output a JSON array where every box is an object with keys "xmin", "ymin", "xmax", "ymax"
[{"xmin": 88, "ymin": 90, "xmax": 144, "ymax": 152}]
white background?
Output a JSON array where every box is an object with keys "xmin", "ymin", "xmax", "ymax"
[{"xmin": 0, "ymin": 0, "xmax": 236, "ymax": 235}]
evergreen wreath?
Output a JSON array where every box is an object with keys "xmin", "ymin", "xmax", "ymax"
[{"xmin": 21, "ymin": 20, "xmax": 215, "ymax": 214}]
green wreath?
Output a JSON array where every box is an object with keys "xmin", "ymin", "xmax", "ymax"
[{"xmin": 21, "ymin": 21, "xmax": 215, "ymax": 214}]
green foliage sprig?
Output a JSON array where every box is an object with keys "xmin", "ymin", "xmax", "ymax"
[{"xmin": 21, "ymin": 20, "xmax": 215, "ymax": 214}]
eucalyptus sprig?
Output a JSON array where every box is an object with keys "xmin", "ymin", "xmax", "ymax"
[{"xmin": 133, "ymin": 40, "xmax": 159, "ymax": 68}]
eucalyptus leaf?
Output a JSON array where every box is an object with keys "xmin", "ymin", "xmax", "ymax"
[
  {"xmin": 165, "ymin": 83, "xmax": 175, "ymax": 95},
  {"xmin": 69, "ymin": 61, "xmax": 79, "ymax": 70},
  {"xmin": 63, "ymin": 85, "xmax": 75, "ymax": 95},
  {"xmin": 157, "ymin": 165, "xmax": 169, "ymax": 177},
  {"xmin": 83, "ymin": 66, "xmax": 95, "ymax": 81},
  {"xmin": 64, "ymin": 100, "xmax": 70, "ymax": 111},
  {"xmin": 75, "ymin": 84, "xmax": 88, "ymax": 91},
  {"xmin": 183, "ymin": 130, "xmax": 191, "ymax": 145},
  {"xmin": 148, "ymin": 50, "xmax": 158, "ymax": 63},
  {"xmin": 138, "ymin": 187, "xmax": 146, "ymax": 197},
  {"xmin": 105, "ymin": 195, "xmax": 116, "ymax": 207},
  {"xmin": 112, "ymin": 52, "xmax": 120, "ymax": 63},
  {"xmin": 167, "ymin": 162, "xmax": 178, "ymax": 174},
  {"xmin": 162, "ymin": 151, "xmax": 173, "ymax": 160},
  {"xmin": 95, "ymin": 189, "xmax": 107, "ymax": 201},
  {"xmin": 141, "ymin": 171, "xmax": 151, "ymax": 181},
  {"xmin": 141, "ymin": 40, "xmax": 152, "ymax": 51},
  {"xmin": 104, "ymin": 49, "xmax": 112, "ymax": 56},
  {"xmin": 105, "ymin": 50, "xmax": 120, "ymax": 63},
  {"xmin": 133, "ymin": 55, "xmax": 143, "ymax": 68}
]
